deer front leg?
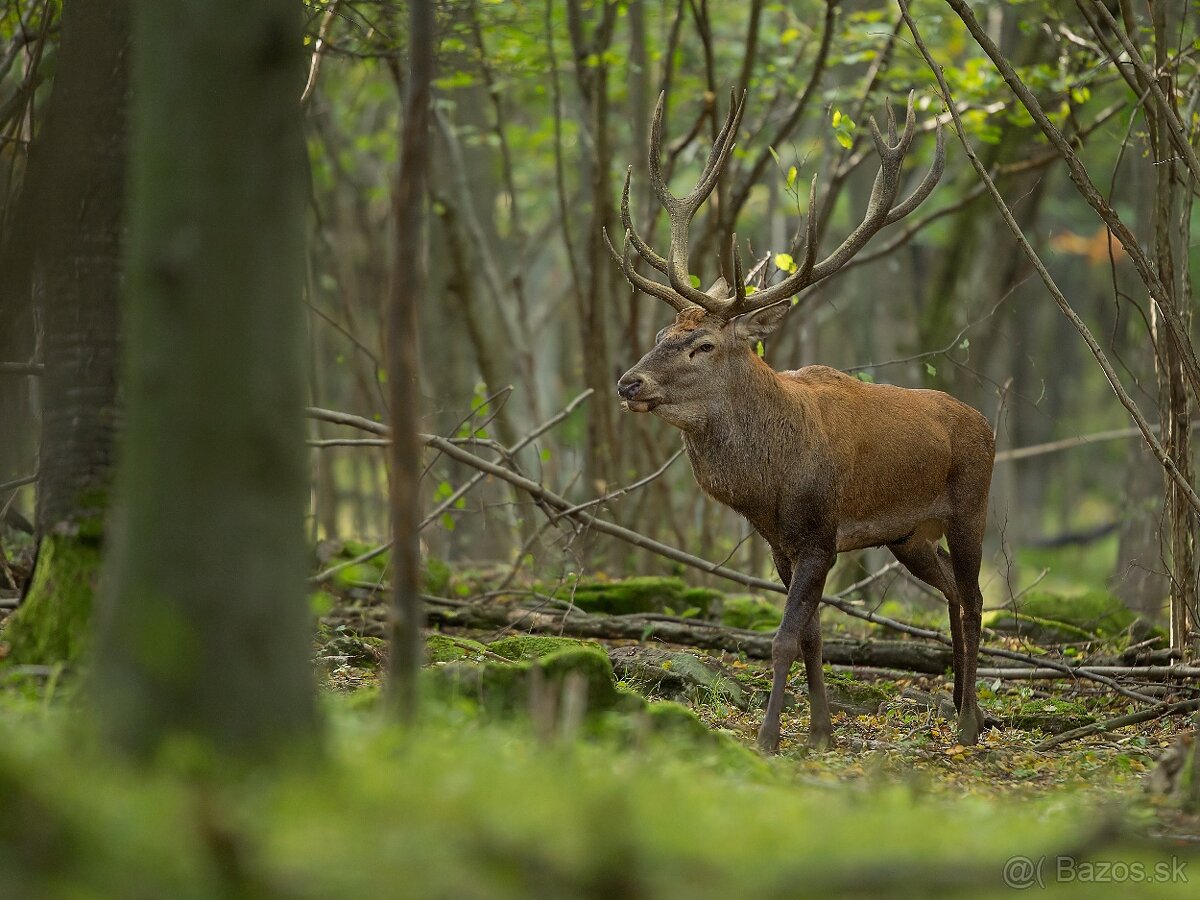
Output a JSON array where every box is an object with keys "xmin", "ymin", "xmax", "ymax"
[{"xmin": 757, "ymin": 547, "xmax": 835, "ymax": 753}]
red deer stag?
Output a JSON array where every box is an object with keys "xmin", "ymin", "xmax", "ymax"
[{"xmin": 608, "ymin": 92, "xmax": 995, "ymax": 752}]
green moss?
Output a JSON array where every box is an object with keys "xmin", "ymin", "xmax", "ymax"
[
  {"xmin": 610, "ymin": 647, "xmax": 748, "ymax": 710},
  {"xmin": 425, "ymin": 633, "xmax": 488, "ymax": 664},
  {"xmin": 987, "ymin": 591, "xmax": 1137, "ymax": 642},
  {"xmin": 1018, "ymin": 591, "xmax": 1136, "ymax": 637},
  {"xmin": 982, "ymin": 610, "xmax": 1095, "ymax": 644},
  {"xmin": 486, "ymin": 634, "xmax": 599, "ymax": 661},
  {"xmin": 719, "ymin": 595, "xmax": 782, "ymax": 631},
  {"xmin": 1010, "ymin": 698, "xmax": 1095, "ymax": 733},
  {"xmin": 823, "ymin": 668, "xmax": 894, "ymax": 715},
  {"xmin": 428, "ymin": 645, "xmax": 622, "ymax": 715},
  {"xmin": 2, "ymin": 534, "xmax": 101, "ymax": 666},
  {"xmin": 558, "ymin": 576, "xmax": 719, "ymax": 617},
  {"xmin": 320, "ymin": 630, "xmax": 386, "ymax": 667}
]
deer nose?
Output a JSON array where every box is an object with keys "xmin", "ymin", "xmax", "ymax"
[{"xmin": 617, "ymin": 374, "xmax": 643, "ymax": 400}]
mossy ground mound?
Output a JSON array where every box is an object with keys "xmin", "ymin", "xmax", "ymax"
[
  {"xmin": 486, "ymin": 634, "xmax": 600, "ymax": 661},
  {"xmin": 822, "ymin": 669, "xmax": 894, "ymax": 717},
  {"xmin": 718, "ymin": 595, "xmax": 782, "ymax": 631},
  {"xmin": 557, "ymin": 576, "xmax": 722, "ymax": 617},
  {"xmin": 1010, "ymin": 698, "xmax": 1095, "ymax": 734},
  {"xmin": 425, "ymin": 633, "xmax": 488, "ymax": 664},
  {"xmin": 430, "ymin": 645, "xmax": 625, "ymax": 715},
  {"xmin": 985, "ymin": 591, "xmax": 1139, "ymax": 644},
  {"xmin": 608, "ymin": 646, "xmax": 749, "ymax": 710}
]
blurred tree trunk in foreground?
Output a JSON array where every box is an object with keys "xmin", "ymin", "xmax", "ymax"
[
  {"xmin": 386, "ymin": 0, "xmax": 432, "ymax": 720},
  {"xmin": 92, "ymin": 0, "xmax": 316, "ymax": 755},
  {"xmin": 2, "ymin": 0, "xmax": 126, "ymax": 664}
]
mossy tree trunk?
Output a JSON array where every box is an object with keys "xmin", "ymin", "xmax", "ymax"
[
  {"xmin": 2, "ymin": 0, "xmax": 127, "ymax": 665},
  {"xmin": 91, "ymin": 0, "xmax": 316, "ymax": 756}
]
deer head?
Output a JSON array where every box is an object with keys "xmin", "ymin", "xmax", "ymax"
[{"xmin": 610, "ymin": 90, "xmax": 944, "ymax": 429}]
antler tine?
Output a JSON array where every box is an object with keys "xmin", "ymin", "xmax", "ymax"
[
  {"xmin": 687, "ymin": 89, "xmax": 747, "ymax": 207},
  {"xmin": 730, "ymin": 233, "xmax": 746, "ymax": 302},
  {"xmin": 604, "ymin": 227, "xmax": 695, "ymax": 313},
  {"xmin": 620, "ymin": 166, "xmax": 669, "ymax": 275},
  {"xmin": 647, "ymin": 91, "xmax": 672, "ymax": 209},
  {"xmin": 645, "ymin": 89, "xmax": 746, "ymax": 312},
  {"xmin": 884, "ymin": 121, "xmax": 944, "ymax": 225},
  {"xmin": 733, "ymin": 94, "xmax": 936, "ymax": 314},
  {"xmin": 798, "ymin": 174, "xmax": 819, "ymax": 277}
]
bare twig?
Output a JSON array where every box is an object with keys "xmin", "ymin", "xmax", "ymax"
[
  {"xmin": 1035, "ymin": 697, "xmax": 1200, "ymax": 750},
  {"xmin": 901, "ymin": 0, "xmax": 1200, "ymax": 520}
]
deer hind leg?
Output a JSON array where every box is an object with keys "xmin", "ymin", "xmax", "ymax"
[
  {"xmin": 887, "ymin": 536, "xmax": 966, "ymax": 712},
  {"xmin": 758, "ymin": 547, "xmax": 835, "ymax": 754},
  {"xmin": 946, "ymin": 515, "xmax": 987, "ymax": 745}
]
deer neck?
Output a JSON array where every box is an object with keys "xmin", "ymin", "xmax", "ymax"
[{"xmin": 681, "ymin": 356, "xmax": 801, "ymax": 512}]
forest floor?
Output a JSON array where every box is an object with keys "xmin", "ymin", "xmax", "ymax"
[{"xmin": 3, "ymin": 552, "xmax": 1199, "ymax": 897}]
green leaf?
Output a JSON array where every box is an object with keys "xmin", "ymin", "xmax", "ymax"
[
  {"xmin": 834, "ymin": 131, "xmax": 854, "ymax": 150},
  {"xmin": 773, "ymin": 252, "xmax": 797, "ymax": 273},
  {"xmin": 832, "ymin": 108, "xmax": 843, "ymax": 127},
  {"xmin": 755, "ymin": 340, "xmax": 765, "ymax": 358},
  {"xmin": 441, "ymin": 513, "xmax": 456, "ymax": 532},
  {"xmin": 435, "ymin": 480, "xmax": 454, "ymax": 501},
  {"xmin": 780, "ymin": 27, "xmax": 801, "ymax": 44},
  {"xmin": 959, "ymin": 338, "xmax": 970, "ymax": 350},
  {"xmin": 689, "ymin": 274, "xmax": 701, "ymax": 288},
  {"xmin": 768, "ymin": 145, "xmax": 781, "ymax": 167},
  {"xmin": 540, "ymin": 448, "xmax": 552, "ymax": 462},
  {"xmin": 744, "ymin": 284, "xmax": 757, "ymax": 295},
  {"xmin": 925, "ymin": 362, "xmax": 937, "ymax": 376},
  {"xmin": 786, "ymin": 165, "xmax": 798, "ymax": 187},
  {"xmin": 856, "ymin": 371, "xmax": 875, "ymax": 383}
]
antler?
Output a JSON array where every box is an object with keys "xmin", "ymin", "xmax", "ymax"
[
  {"xmin": 605, "ymin": 89, "xmax": 746, "ymax": 315},
  {"xmin": 609, "ymin": 90, "xmax": 944, "ymax": 321}
]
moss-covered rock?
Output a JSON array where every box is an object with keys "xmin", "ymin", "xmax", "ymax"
[
  {"xmin": 1, "ymin": 533, "xmax": 101, "ymax": 665},
  {"xmin": 557, "ymin": 576, "xmax": 721, "ymax": 617},
  {"xmin": 429, "ymin": 645, "xmax": 622, "ymax": 715},
  {"xmin": 608, "ymin": 646, "xmax": 748, "ymax": 710},
  {"xmin": 823, "ymin": 669, "xmax": 893, "ymax": 717},
  {"xmin": 985, "ymin": 591, "xmax": 1137, "ymax": 644},
  {"xmin": 719, "ymin": 595, "xmax": 782, "ymax": 631},
  {"xmin": 319, "ymin": 629, "xmax": 386, "ymax": 667},
  {"xmin": 425, "ymin": 633, "xmax": 488, "ymax": 664},
  {"xmin": 1009, "ymin": 698, "xmax": 1095, "ymax": 734},
  {"xmin": 486, "ymin": 634, "xmax": 599, "ymax": 661}
]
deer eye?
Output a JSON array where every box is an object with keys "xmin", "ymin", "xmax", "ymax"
[{"xmin": 690, "ymin": 343, "xmax": 715, "ymax": 358}]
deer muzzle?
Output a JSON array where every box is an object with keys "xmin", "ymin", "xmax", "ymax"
[{"xmin": 616, "ymin": 372, "xmax": 658, "ymax": 412}]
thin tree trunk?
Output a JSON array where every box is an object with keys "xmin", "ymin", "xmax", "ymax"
[
  {"xmin": 2, "ymin": 0, "xmax": 127, "ymax": 664},
  {"xmin": 385, "ymin": 0, "xmax": 433, "ymax": 720},
  {"xmin": 92, "ymin": 0, "xmax": 316, "ymax": 756}
]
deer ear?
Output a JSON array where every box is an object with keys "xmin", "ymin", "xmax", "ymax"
[{"xmin": 730, "ymin": 302, "xmax": 790, "ymax": 344}]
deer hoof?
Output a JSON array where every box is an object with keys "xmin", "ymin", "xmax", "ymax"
[
  {"xmin": 806, "ymin": 729, "xmax": 834, "ymax": 751},
  {"xmin": 956, "ymin": 710, "xmax": 980, "ymax": 746},
  {"xmin": 756, "ymin": 725, "xmax": 781, "ymax": 755}
]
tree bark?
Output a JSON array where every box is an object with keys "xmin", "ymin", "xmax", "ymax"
[
  {"xmin": 386, "ymin": 0, "xmax": 433, "ymax": 721},
  {"xmin": 2, "ymin": 0, "xmax": 127, "ymax": 664},
  {"xmin": 92, "ymin": 0, "xmax": 316, "ymax": 756}
]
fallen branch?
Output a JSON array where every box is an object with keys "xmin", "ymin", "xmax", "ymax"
[
  {"xmin": 334, "ymin": 599, "xmax": 959, "ymax": 673},
  {"xmin": 977, "ymin": 665, "xmax": 1200, "ymax": 681},
  {"xmin": 309, "ymin": 404, "xmax": 1158, "ymax": 703},
  {"xmin": 1035, "ymin": 698, "xmax": 1200, "ymax": 750}
]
